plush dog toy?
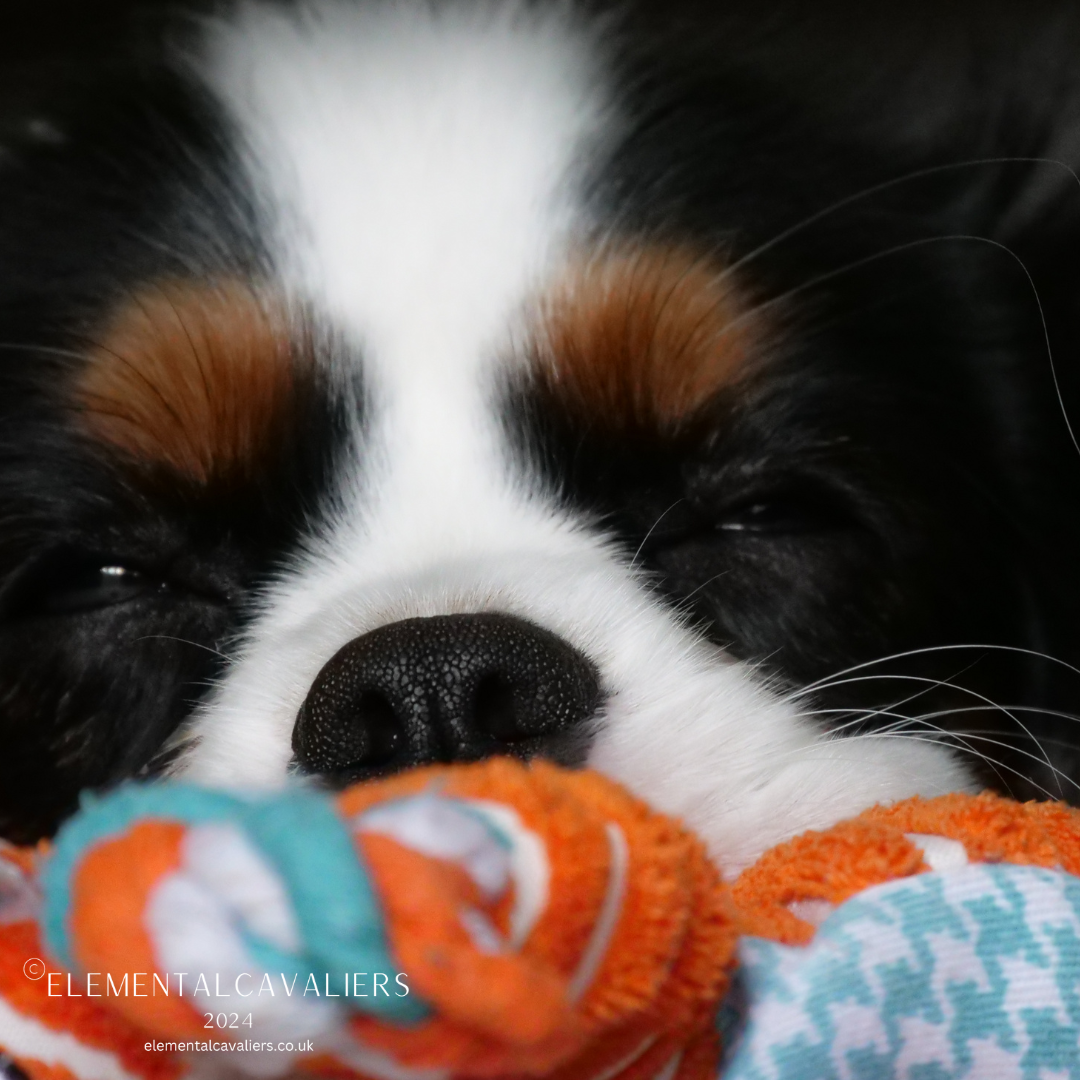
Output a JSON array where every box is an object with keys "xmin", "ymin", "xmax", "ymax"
[{"xmin": 1, "ymin": 759, "xmax": 1079, "ymax": 1080}]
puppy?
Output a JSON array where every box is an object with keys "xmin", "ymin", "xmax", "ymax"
[{"xmin": 2, "ymin": 0, "xmax": 1080, "ymax": 875}]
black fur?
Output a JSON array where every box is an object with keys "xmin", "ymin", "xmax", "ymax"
[
  {"xmin": 517, "ymin": 0, "xmax": 1080, "ymax": 796},
  {"xmin": 0, "ymin": 3, "xmax": 356, "ymax": 839},
  {"xmin": 3, "ymin": 0, "xmax": 1080, "ymax": 839}
]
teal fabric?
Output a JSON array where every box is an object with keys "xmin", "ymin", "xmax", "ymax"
[
  {"xmin": 720, "ymin": 864, "xmax": 1080, "ymax": 1079},
  {"xmin": 40, "ymin": 782, "xmax": 427, "ymax": 1023},
  {"xmin": 43, "ymin": 784, "xmax": 241, "ymax": 970},
  {"xmin": 239, "ymin": 790, "xmax": 426, "ymax": 1023}
]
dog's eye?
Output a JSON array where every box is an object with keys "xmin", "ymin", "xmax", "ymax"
[
  {"xmin": 43, "ymin": 563, "xmax": 159, "ymax": 613},
  {"xmin": 2, "ymin": 553, "xmax": 166, "ymax": 618},
  {"xmin": 633, "ymin": 487, "xmax": 857, "ymax": 562},
  {"xmin": 713, "ymin": 493, "xmax": 847, "ymax": 534}
]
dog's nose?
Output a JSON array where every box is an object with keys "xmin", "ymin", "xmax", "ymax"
[{"xmin": 292, "ymin": 613, "xmax": 601, "ymax": 781}]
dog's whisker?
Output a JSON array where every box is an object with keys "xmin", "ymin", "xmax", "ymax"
[
  {"xmin": 909, "ymin": 703, "xmax": 1080, "ymax": 728},
  {"xmin": 851, "ymin": 730, "xmax": 1046, "ymax": 796},
  {"xmin": 796, "ymin": 676, "xmax": 964, "ymax": 731},
  {"xmin": 860, "ymin": 727, "xmax": 1076, "ymax": 800},
  {"xmin": 707, "ymin": 232, "xmax": 1072, "ymax": 460},
  {"xmin": 796, "ymin": 671, "xmax": 1056, "ymax": 779},
  {"xmin": 793, "ymin": 670, "xmax": 981, "ymax": 699},
  {"xmin": 800, "ymin": 702, "xmax": 1080, "ymax": 731},
  {"xmin": 795, "ymin": 692, "xmax": 1076, "ymax": 798},
  {"xmin": 669, "ymin": 571, "xmax": 733, "ymax": 611},
  {"xmin": 627, "ymin": 499, "xmax": 687, "ymax": 573},
  {"xmin": 713, "ymin": 156, "xmax": 1079, "ymax": 464},
  {"xmin": 803, "ymin": 709, "xmax": 927, "ymax": 735},
  {"xmin": 780, "ymin": 731, "xmax": 1012, "ymax": 795},
  {"xmin": 798, "ymin": 701, "xmax": 1080, "ymax": 801},
  {"xmin": 717, "ymin": 156, "xmax": 1080, "ymax": 286},
  {"xmin": 794, "ymin": 643, "xmax": 1080, "ymax": 700},
  {"xmin": 133, "ymin": 634, "xmax": 232, "ymax": 662}
]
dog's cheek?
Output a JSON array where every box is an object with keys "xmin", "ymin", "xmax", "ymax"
[{"xmin": 0, "ymin": 602, "xmax": 229, "ymax": 843}]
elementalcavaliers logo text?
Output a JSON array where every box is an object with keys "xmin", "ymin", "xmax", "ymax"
[
  {"xmin": 44, "ymin": 971, "xmax": 410, "ymax": 999},
  {"xmin": 144, "ymin": 1040, "xmax": 316, "ymax": 1054}
]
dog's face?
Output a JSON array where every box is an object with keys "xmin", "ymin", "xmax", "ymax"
[{"xmin": 2, "ymin": 0, "xmax": 1079, "ymax": 871}]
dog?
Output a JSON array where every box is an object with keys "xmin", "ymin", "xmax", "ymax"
[{"xmin": 2, "ymin": 0, "xmax": 1080, "ymax": 876}]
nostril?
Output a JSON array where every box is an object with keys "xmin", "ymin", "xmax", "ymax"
[
  {"xmin": 294, "ymin": 687, "xmax": 403, "ymax": 774},
  {"xmin": 473, "ymin": 673, "xmax": 523, "ymax": 742},
  {"xmin": 350, "ymin": 690, "xmax": 402, "ymax": 765}
]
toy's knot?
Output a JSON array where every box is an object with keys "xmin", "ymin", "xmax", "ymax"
[
  {"xmin": 31, "ymin": 760, "xmax": 735, "ymax": 1080},
  {"xmin": 42, "ymin": 784, "xmax": 422, "ymax": 1046}
]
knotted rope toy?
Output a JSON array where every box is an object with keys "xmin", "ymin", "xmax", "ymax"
[{"xmin": 2, "ymin": 759, "xmax": 1079, "ymax": 1080}]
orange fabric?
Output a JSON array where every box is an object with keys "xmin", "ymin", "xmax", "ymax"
[
  {"xmin": 729, "ymin": 818, "xmax": 927, "ymax": 945},
  {"xmin": 339, "ymin": 758, "xmax": 731, "ymax": 1079},
  {"xmin": 442, "ymin": 760, "xmax": 621, "ymax": 994},
  {"xmin": 864, "ymin": 791, "xmax": 1080, "ymax": 873},
  {"xmin": 524, "ymin": 1025, "xmax": 716, "ymax": 1080},
  {"xmin": 350, "ymin": 831, "xmax": 586, "ymax": 1076},
  {"xmin": 11, "ymin": 774, "xmax": 1080, "ymax": 1080},
  {"xmin": 674, "ymin": 1027, "xmax": 723, "ymax": 1080},
  {"xmin": 729, "ymin": 791, "xmax": 1080, "ymax": 947},
  {"xmin": 69, "ymin": 822, "xmax": 203, "ymax": 1038},
  {"xmin": 540, "ymin": 765, "xmax": 731, "ymax": 1035},
  {"xmin": 0, "ymin": 922, "xmax": 181, "ymax": 1080},
  {"xmin": 298, "ymin": 1056, "xmax": 384, "ymax": 1080}
]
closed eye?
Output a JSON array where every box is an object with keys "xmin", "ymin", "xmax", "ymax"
[
  {"xmin": 632, "ymin": 484, "xmax": 862, "ymax": 556},
  {"xmin": 712, "ymin": 490, "xmax": 858, "ymax": 534},
  {"xmin": 0, "ymin": 549, "xmax": 205, "ymax": 619}
]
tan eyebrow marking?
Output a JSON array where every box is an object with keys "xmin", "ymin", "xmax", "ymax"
[
  {"xmin": 74, "ymin": 280, "xmax": 314, "ymax": 485},
  {"xmin": 528, "ymin": 244, "xmax": 766, "ymax": 434}
]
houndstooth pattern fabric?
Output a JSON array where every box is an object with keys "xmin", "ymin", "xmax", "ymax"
[{"xmin": 721, "ymin": 864, "xmax": 1080, "ymax": 1079}]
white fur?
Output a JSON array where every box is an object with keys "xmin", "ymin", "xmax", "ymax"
[{"xmin": 179, "ymin": 0, "xmax": 974, "ymax": 875}]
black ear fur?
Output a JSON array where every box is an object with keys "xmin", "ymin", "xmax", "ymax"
[{"xmin": 0, "ymin": 2, "xmax": 358, "ymax": 840}]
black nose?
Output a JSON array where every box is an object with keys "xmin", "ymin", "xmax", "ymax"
[{"xmin": 292, "ymin": 613, "xmax": 602, "ymax": 782}]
